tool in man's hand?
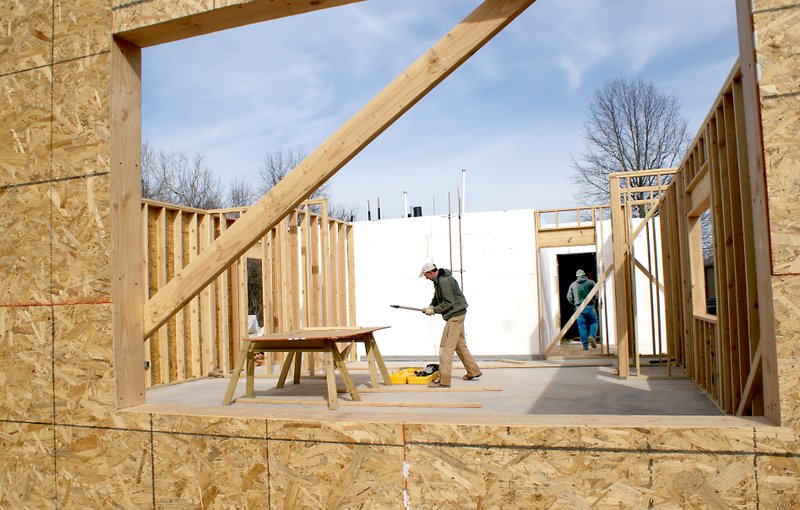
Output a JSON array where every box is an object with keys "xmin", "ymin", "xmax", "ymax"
[{"xmin": 390, "ymin": 305, "xmax": 424, "ymax": 312}]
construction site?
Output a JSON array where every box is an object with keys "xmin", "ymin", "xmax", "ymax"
[{"xmin": 2, "ymin": 0, "xmax": 799, "ymax": 508}]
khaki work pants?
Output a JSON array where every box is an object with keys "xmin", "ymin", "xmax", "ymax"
[{"xmin": 438, "ymin": 314, "xmax": 481, "ymax": 386}]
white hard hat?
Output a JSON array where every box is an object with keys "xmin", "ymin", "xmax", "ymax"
[
  {"xmin": 576, "ymin": 269, "xmax": 586, "ymax": 277},
  {"xmin": 419, "ymin": 262, "xmax": 437, "ymax": 277}
]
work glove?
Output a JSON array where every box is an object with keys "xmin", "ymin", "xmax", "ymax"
[{"xmin": 423, "ymin": 306, "xmax": 435, "ymax": 316}]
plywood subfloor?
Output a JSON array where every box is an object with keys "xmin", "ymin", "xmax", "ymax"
[{"xmin": 145, "ymin": 358, "xmax": 720, "ymax": 419}]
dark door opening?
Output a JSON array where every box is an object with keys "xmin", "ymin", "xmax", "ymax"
[{"xmin": 556, "ymin": 252, "xmax": 598, "ymax": 341}]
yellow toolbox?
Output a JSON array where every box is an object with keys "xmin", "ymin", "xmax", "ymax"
[
  {"xmin": 408, "ymin": 372, "xmax": 438, "ymax": 384},
  {"xmin": 390, "ymin": 368, "xmax": 417, "ymax": 384}
]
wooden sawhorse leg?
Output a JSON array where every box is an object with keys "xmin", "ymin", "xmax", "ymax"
[
  {"xmin": 223, "ymin": 343, "xmax": 254, "ymax": 405},
  {"xmin": 364, "ymin": 334, "xmax": 393, "ymax": 387},
  {"xmin": 324, "ymin": 346, "xmax": 338, "ymax": 410},
  {"xmin": 276, "ymin": 352, "xmax": 295, "ymax": 389},
  {"xmin": 331, "ymin": 342, "xmax": 360, "ymax": 402}
]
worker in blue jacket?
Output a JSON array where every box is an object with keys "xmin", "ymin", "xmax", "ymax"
[{"xmin": 567, "ymin": 269, "xmax": 599, "ymax": 350}]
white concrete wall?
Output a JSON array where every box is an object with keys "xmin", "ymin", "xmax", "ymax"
[
  {"xmin": 352, "ymin": 209, "xmax": 666, "ymax": 359},
  {"xmin": 353, "ymin": 210, "xmax": 538, "ymax": 358}
]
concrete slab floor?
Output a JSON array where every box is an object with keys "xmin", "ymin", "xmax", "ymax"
[{"xmin": 145, "ymin": 359, "xmax": 722, "ymax": 418}]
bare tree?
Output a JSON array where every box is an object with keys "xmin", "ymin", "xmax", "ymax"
[
  {"xmin": 257, "ymin": 148, "xmax": 328, "ymax": 199},
  {"xmin": 141, "ymin": 144, "xmax": 225, "ymax": 210},
  {"xmin": 227, "ymin": 178, "xmax": 258, "ymax": 209},
  {"xmin": 572, "ymin": 77, "xmax": 691, "ymax": 214},
  {"xmin": 258, "ymin": 148, "xmax": 359, "ymax": 221}
]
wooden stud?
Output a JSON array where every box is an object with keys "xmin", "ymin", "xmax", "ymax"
[
  {"xmin": 188, "ymin": 213, "xmax": 201, "ymax": 378},
  {"xmin": 141, "ymin": 203, "xmax": 152, "ymax": 387},
  {"xmin": 172, "ymin": 210, "xmax": 186, "ymax": 381},
  {"xmin": 111, "ymin": 36, "xmax": 145, "ymax": 407},
  {"xmin": 735, "ymin": 0, "xmax": 779, "ymax": 423},
  {"xmin": 347, "ymin": 225, "xmax": 356, "ymax": 327}
]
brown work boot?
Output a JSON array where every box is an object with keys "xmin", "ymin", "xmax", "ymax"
[
  {"xmin": 463, "ymin": 372, "xmax": 482, "ymax": 381},
  {"xmin": 589, "ymin": 337, "xmax": 597, "ymax": 348},
  {"xmin": 427, "ymin": 382, "xmax": 450, "ymax": 388}
]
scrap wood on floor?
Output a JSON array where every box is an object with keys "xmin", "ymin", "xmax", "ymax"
[
  {"xmin": 336, "ymin": 386, "xmax": 502, "ymax": 393},
  {"xmin": 234, "ymin": 397, "xmax": 483, "ymax": 408}
]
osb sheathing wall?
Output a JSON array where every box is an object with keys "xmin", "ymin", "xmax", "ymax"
[{"xmin": 1, "ymin": 0, "xmax": 799, "ymax": 507}]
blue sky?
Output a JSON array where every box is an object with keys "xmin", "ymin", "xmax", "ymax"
[{"xmin": 142, "ymin": 0, "xmax": 739, "ymax": 219}]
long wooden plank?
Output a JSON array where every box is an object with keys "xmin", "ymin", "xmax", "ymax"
[
  {"xmin": 734, "ymin": 0, "xmax": 778, "ymax": 421},
  {"xmin": 141, "ymin": 204, "xmax": 152, "ymax": 387},
  {"xmin": 716, "ymin": 103, "xmax": 740, "ymax": 413},
  {"xmin": 234, "ymin": 398, "xmax": 484, "ymax": 408},
  {"xmin": 337, "ymin": 387, "xmax": 502, "ymax": 393},
  {"xmin": 156, "ymin": 207, "xmax": 169, "ymax": 384},
  {"xmin": 736, "ymin": 343, "xmax": 762, "ymax": 416},
  {"xmin": 732, "ymin": 76, "xmax": 762, "ymax": 414},
  {"xmin": 172, "ymin": 211, "xmax": 186, "ymax": 381},
  {"xmin": 111, "ymin": 37, "xmax": 146, "ymax": 407},
  {"xmin": 347, "ymin": 225, "xmax": 357, "ymax": 326},
  {"xmin": 723, "ymin": 89, "xmax": 751, "ymax": 413},
  {"xmin": 610, "ymin": 176, "xmax": 630, "ymax": 378},
  {"xmin": 116, "ymin": 0, "xmax": 366, "ymax": 47},
  {"xmin": 218, "ymin": 215, "xmax": 231, "ymax": 375},
  {"xmin": 536, "ymin": 226, "xmax": 595, "ymax": 248},
  {"xmin": 187, "ymin": 214, "xmax": 202, "ymax": 377},
  {"xmin": 199, "ymin": 214, "xmax": 217, "ymax": 376},
  {"xmin": 142, "ymin": 0, "xmax": 538, "ymax": 339}
]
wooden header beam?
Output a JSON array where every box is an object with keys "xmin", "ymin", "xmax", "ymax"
[
  {"xmin": 142, "ymin": 0, "xmax": 538, "ymax": 339},
  {"xmin": 115, "ymin": 0, "xmax": 366, "ymax": 48}
]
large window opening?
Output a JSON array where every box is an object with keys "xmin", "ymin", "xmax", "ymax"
[{"xmin": 111, "ymin": 0, "xmax": 773, "ymax": 421}]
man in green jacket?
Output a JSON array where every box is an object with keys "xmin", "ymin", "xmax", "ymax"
[
  {"xmin": 420, "ymin": 262, "xmax": 482, "ymax": 388},
  {"xmin": 566, "ymin": 268, "xmax": 599, "ymax": 350}
]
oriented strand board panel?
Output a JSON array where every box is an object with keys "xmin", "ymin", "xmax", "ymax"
[
  {"xmin": 112, "ymin": 0, "xmax": 214, "ymax": 35},
  {"xmin": 53, "ymin": 304, "xmax": 150, "ymax": 430},
  {"xmin": 269, "ymin": 418, "xmax": 403, "ymax": 445},
  {"xmin": 0, "ymin": 183, "xmax": 52, "ymax": 305},
  {"xmin": 153, "ymin": 433, "xmax": 269, "ymax": 508},
  {"xmin": 0, "ymin": 68, "xmax": 52, "ymax": 186},
  {"xmin": 758, "ymin": 453, "xmax": 800, "ymax": 508},
  {"xmin": 0, "ymin": 422, "xmax": 55, "ymax": 508},
  {"xmin": 404, "ymin": 423, "xmax": 757, "ymax": 453},
  {"xmin": 53, "ymin": 0, "xmax": 112, "ymax": 63},
  {"xmin": 408, "ymin": 445, "xmax": 758, "ymax": 508},
  {"xmin": 152, "ymin": 413, "xmax": 266, "ymax": 438},
  {"xmin": 0, "ymin": 307, "xmax": 53, "ymax": 423},
  {"xmin": 55, "ymin": 426, "xmax": 152, "ymax": 508},
  {"xmin": 408, "ymin": 445, "xmax": 654, "ymax": 508},
  {"xmin": 52, "ymin": 54, "xmax": 112, "ymax": 181},
  {"xmin": 755, "ymin": 1, "xmax": 799, "ymax": 9},
  {"xmin": 650, "ymin": 454, "xmax": 757, "ymax": 508},
  {"xmin": 761, "ymin": 95, "xmax": 800, "ymax": 274},
  {"xmin": 754, "ymin": 5, "xmax": 800, "ymax": 97},
  {"xmin": 51, "ymin": 176, "xmax": 113, "ymax": 302},
  {"xmin": 0, "ymin": 0, "xmax": 52, "ymax": 75},
  {"xmin": 268, "ymin": 441, "xmax": 403, "ymax": 507},
  {"xmin": 757, "ymin": 425, "xmax": 800, "ymax": 455},
  {"xmin": 771, "ymin": 276, "xmax": 800, "ymax": 428}
]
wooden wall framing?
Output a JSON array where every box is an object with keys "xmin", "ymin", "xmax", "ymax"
[
  {"xmin": 657, "ymin": 62, "xmax": 775, "ymax": 416},
  {"xmin": 609, "ymin": 168, "xmax": 675, "ymax": 379},
  {"xmin": 140, "ymin": 198, "xmax": 356, "ymax": 387},
  {"xmin": 534, "ymin": 206, "xmax": 614, "ymax": 358}
]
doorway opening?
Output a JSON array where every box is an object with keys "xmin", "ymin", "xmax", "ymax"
[{"xmin": 556, "ymin": 252, "xmax": 597, "ymax": 342}]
